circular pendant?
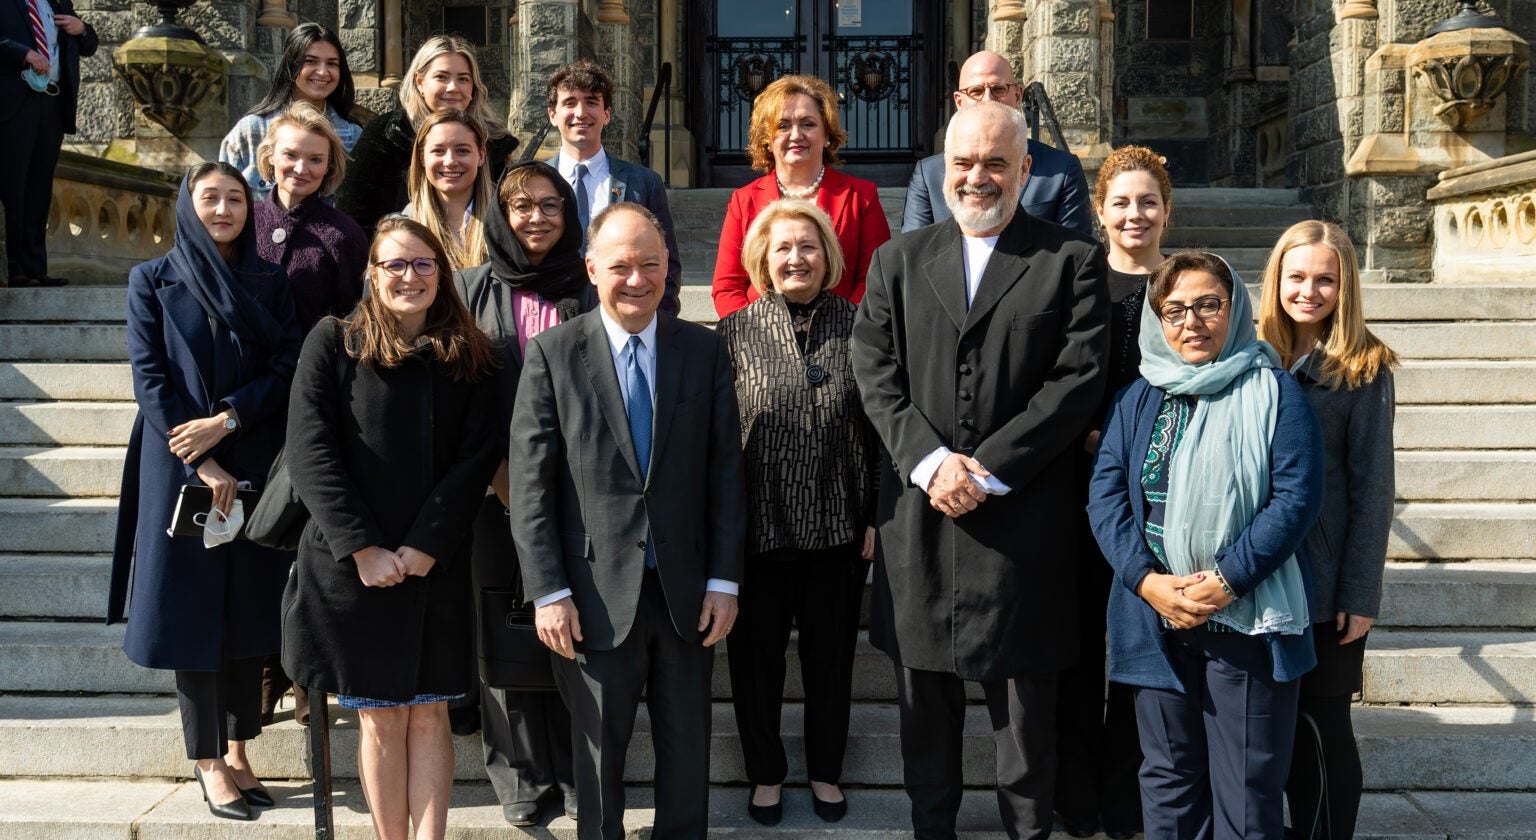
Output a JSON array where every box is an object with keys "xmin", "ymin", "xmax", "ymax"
[
  {"xmin": 271, "ymin": 227, "xmax": 287, "ymax": 244},
  {"xmin": 805, "ymin": 363, "xmax": 827, "ymax": 384}
]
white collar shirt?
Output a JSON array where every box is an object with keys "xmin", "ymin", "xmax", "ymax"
[{"xmin": 556, "ymin": 147, "xmax": 615, "ymax": 215}]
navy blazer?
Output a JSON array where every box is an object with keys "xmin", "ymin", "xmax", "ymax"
[
  {"xmin": 901, "ymin": 138, "xmax": 1093, "ymax": 237},
  {"xmin": 1087, "ymin": 371, "xmax": 1325, "ymax": 691},
  {"xmin": 552, "ymin": 153, "xmax": 682, "ymax": 315},
  {"xmin": 0, "ymin": 0, "xmax": 97, "ymax": 133}
]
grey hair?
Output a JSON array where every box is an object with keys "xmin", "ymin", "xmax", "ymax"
[
  {"xmin": 587, "ymin": 201, "xmax": 666, "ymax": 251},
  {"xmin": 943, "ymin": 100, "xmax": 1031, "ymax": 162}
]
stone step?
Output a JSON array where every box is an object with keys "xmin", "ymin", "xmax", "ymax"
[
  {"xmin": 1161, "ymin": 226, "xmax": 1297, "ymax": 249},
  {"xmin": 1371, "ymin": 322, "xmax": 1536, "ymax": 359},
  {"xmin": 0, "ymin": 554, "xmax": 109, "ymax": 619},
  {"xmin": 1396, "ymin": 451, "xmax": 1536, "ymax": 502},
  {"xmin": 0, "ymin": 446, "xmax": 126, "ymax": 497},
  {"xmin": 1387, "ymin": 502, "xmax": 1536, "ymax": 560},
  {"xmin": 0, "ymin": 362, "xmax": 133, "ymax": 401},
  {"xmin": 0, "ymin": 401, "xmax": 136, "ymax": 446},
  {"xmin": 0, "ymin": 325, "xmax": 128, "ymax": 361},
  {"xmin": 1379, "ymin": 561, "xmax": 1536, "ymax": 628},
  {"xmin": 1394, "ymin": 405, "xmax": 1536, "ymax": 450},
  {"xmin": 1395, "ymin": 360, "xmax": 1536, "ymax": 405},
  {"xmin": 0, "ymin": 498, "xmax": 117, "ymax": 554},
  {"xmin": 0, "ymin": 695, "xmax": 1528, "ymax": 792},
  {"xmin": 0, "ymin": 287, "xmax": 124, "ymax": 323},
  {"xmin": 1363, "ymin": 629, "xmax": 1536, "ymax": 704}
]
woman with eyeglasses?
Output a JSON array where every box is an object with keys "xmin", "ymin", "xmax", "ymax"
[
  {"xmin": 108, "ymin": 161, "xmax": 303, "ymax": 821},
  {"xmin": 452, "ymin": 160, "xmax": 587, "ymax": 826},
  {"xmin": 1258, "ymin": 222, "xmax": 1397, "ymax": 840},
  {"xmin": 281, "ymin": 216, "xmax": 498, "ymax": 840},
  {"xmin": 1088, "ymin": 251, "xmax": 1324, "ymax": 839},
  {"xmin": 219, "ymin": 23, "xmax": 363, "ymax": 202},
  {"xmin": 711, "ymin": 74, "xmax": 890, "ymax": 318}
]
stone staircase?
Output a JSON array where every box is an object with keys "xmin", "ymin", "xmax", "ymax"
[{"xmin": 2, "ymin": 187, "xmax": 1535, "ymax": 837}]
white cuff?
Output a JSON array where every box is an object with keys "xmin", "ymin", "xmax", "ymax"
[
  {"xmin": 705, "ymin": 578, "xmax": 739, "ymax": 596},
  {"xmin": 910, "ymin": 446, "xmax": 952, "ymax": 490},
  {"xmin": 532, "ymin": 588, "xmax": 573, "ymax": 609}
]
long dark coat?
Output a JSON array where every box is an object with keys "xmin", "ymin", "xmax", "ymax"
[
  {"xmin": 280, "ymin": 321, "xmax": 498, "ymax": 701},
  {"xmin": 850, "ymin": 211, "xmax": 1110, "ymax": 681},
  {"xmin": 107, "ymin": 256, "xmax": 303, "ymax": 670}
]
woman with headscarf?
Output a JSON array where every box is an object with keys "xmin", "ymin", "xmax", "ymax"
[
  {"xmin": 1088, "ymin": 251, "xmax": 1325, "ymax": 839},
  {"xmin": 107, "ymin": 162, "xmax": 304, "ymax": 822},
  {"xmin": 453, "ymin": 160, "xmax": 587, "ymax": 826}
]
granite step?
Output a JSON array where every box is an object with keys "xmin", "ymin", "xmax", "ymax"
[
  {"xmin": 1370, "ymin": 322, "xmax": 1536, "ymax": 360},
  {"xmin": 0, "ymin": 446, "xmax": 126, "ymax": 497},
  {"xmin": 1379, "ymin": 561, "xmax": 1536, "ymax": 628},
  {"xmin": 0, "ymin": 325, "xmax": 129, "ymax": 361},
  {"xmin": 1387, "ymin": 502, "xmax": 1536, "ymax": 560},
  {"xmin": 1394, "ymin": 406, "xmax": 1536, "ymax": 449},
  {"xmin": 1394, "ymin": 360, "xmax": 1536, "ymax": 405},
  {"xmin": 0, "ymin": 287, "xmax": 125, "ymax": 322},
  {"xmin": 0, "ymin": 554, "xmax": 110, "ymax": 619},
  {"xmin": 0, "ymin": 401, "xmax": 136, "ymax": 446},
  {"xmin": 0, "ymin": 362, "xmax": 134, "ymax": 402},
  {"xmin": 0, "ymin": 695, "xmax": 1529, "ymax": 792},
  {"xmin": 1363, "ymin": 629, "xmax": 1536, "ymax": 704},
  {"xmin": 1395, "ymin": 451, "xmax": 1536, "ymax": 502},
  {"xmin": 0, "ymin": 498, "xmax": 118, "ymax": 554}
]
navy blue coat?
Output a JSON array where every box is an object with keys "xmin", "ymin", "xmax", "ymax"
[
  {"xmin": 107, "ymin": 255, "xmax": 303, "ymax": 671},
  {"xmin": 900, "ymin": 138, "xmax": 1094, "ymax": 236},
  {"xmin": 1087, "ymin": 371, "xmax": 1324, "ymax": 691}
]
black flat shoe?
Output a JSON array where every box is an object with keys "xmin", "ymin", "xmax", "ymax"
[
  {"xmin": 239, "ymin": 784, "xmax": 275, "ymax": 808},
  {"xmin": 811, "ymin": 790, "xmax": 847, "ymax": 822},
  {"xmin": 747, "ymin": 790, "xmax": 782, "ymax": 826},
  {"xmin": 194, "ymin": 766, "xmax": 253, "ymax": 821},
  {"xmin": 1104, "ymin": 830, "xmax": 1138, "ymax": 840},
  {"xmin": 1062, "ymin": 815, "xmax": 1099, "ymax": 838},
  {"xmin": 502, "ymin": 800, "xmax": 540, "ymax": 826}
]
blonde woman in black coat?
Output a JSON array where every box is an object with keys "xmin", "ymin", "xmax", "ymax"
[{"xmin": 281, "ymin": 217, "xmax": 498, "ymax": 840}]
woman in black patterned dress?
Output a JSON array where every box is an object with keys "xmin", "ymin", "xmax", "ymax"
[{"xmin": 717, "ymin": 198, "xmax": 880, "ymax": 826}]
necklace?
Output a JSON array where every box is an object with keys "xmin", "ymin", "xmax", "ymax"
[{"xmin": 776, "ymin": 165, "xmax": 826, "ymax": 200}]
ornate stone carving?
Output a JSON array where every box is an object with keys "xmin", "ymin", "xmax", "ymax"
[
  {"xmin": 1428, "ymin": 152, "xmax": 1536, "ymax": 284},
  {"xmin": 46, "ymin": 152, "xmax": 178, "ymax": 283},
  {"xmin": 1411, "ymin": 30, "xmax": 1530, "ymax": 132},
  {"xmin": 992, "ymin": 1, "xmax": 1029, "ymax": 22},
  {"xmin": 597, "ymin": 0, "xmax": 631, "ymax": 26},
  {"xmin": 112, "ymin": 41, "xmax": 225, "ymax": 136}
]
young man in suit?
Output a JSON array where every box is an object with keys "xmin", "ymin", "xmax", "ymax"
[
  {"xmin": 509, "ymin": 202, "xmax": 745, "ymax": 839},
  {"xmin": 900, "ymin": 51, "xmax": 1092, "ymax": 237},
  {"xmin": 546, "ymin": 60, "xmax": 682, "ymax": 314},
  {"xmin": 1, "ymin": 0, "xmax": 96, "ymax": 286},
  {"xmin": 852, "ymin": 102, "xmax": 1109, "ymax": 840}
]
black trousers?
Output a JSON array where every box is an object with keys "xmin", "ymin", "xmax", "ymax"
[
  {"xmin": 175, "ymin": 656, "xmax": 265, "ymax": 760},
  {"xmin": 726, "ymin": 543, "xmax": 867, "ymax": 786},
  {"xmin": 0, "ymin": 88, "xmax": 62, "ymax": 279},
  {"xmin": 896, "ymin": 665, "xmax": 1058, "ymax": 840},
  {"xmin": 556, "ymin": 571, "xmax": 714, "ymax": 840},
  {"xmin": 470, "ymin": 494, "xmax": 576, "ymax": 806},
  {"xmin": 1286, "ymin": 622, "xmax": 1368, "ymax": 840},
  {"xmin": 1133, "ymin": 630, "xmax": 1301, "ymax": 840}
]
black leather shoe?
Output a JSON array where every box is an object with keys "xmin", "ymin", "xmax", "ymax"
[
  {"xmin": 747, "ymin": 790, "xmax": 782, "ymax": 826},
  {"xmin": 811, "ymin": 790, "xmax": 847, "ymax": 822},
  {"xmin": 238, "ymin": 784, "xmax": 275, "ymax": 807},
  {"xmin": 1104, "ymin": 830, "xmax": 1138, "ymax": 840},
  {"xmin": 563, "ymin": 793, "xmax": 579, "ymax": 820},
  {"xmin": 502, "ymin": 801, "xmax": 540, "ymax": 826},
  {"xmin": 1062, "ymin": 817, "xmax": 1099, "ymax": 838},
  {"xmin": 194, "ymin": 766, "xmax": 253, "ymax": 821}
]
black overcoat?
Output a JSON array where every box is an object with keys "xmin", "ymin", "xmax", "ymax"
[
  {"xmin": 280, "ymin": 321, "xmax": 498, "ymax": 701},
  {"xmin": 850, "ymin": 211, "xmax": 1110, "ymax": 680}
]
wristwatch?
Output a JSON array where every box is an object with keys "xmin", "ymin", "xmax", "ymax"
[{"xmin": 223, "ymin": 415, "xmax": 238, "ymax": 432}]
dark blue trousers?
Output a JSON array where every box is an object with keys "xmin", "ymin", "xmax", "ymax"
[{"xmin": 1133, "ymin": 629, "xmax": 1301, "ymax": 840}]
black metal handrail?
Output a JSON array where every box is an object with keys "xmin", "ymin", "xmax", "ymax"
[
  {"xmin": 518, "ymin": 122, "xmax": 551, "ymax": 164},
  {"xmin": 1020, "ymin": 81, "xmax": 1070, "ymax": 153},
  {"xmin": 639, "ymin": 61, "xmax": 673, "ymax": 184}
]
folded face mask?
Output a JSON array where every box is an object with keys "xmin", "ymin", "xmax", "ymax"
[
  {"xmin": 196, "ymin": 499, "xmax": 246, "ymax": 549},
  {"xmin": 21, "ymin": 68, "xmax": 58, "ymax": 96}
]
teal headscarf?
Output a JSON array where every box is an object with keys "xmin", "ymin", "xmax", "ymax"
[{"xmin": 1137, "ymin": 259, "xmax": 1310, "ymax": 636}]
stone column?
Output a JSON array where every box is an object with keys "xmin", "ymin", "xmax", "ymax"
[
  {"xmin": 257, "ymin": 0, "xmax": 298, "ymax": 28},
  {"xmin": 381, "ymin": 0, "xmax": 404, "ymax": 87},
  {"xmin": 991, "ymin": 0, "xmax": 1113, "ymax": 174},
  {"xmin": 597, "ymin": 0, "xmax": 631, "ymax": 25},
  {"xmin": 1339, "ymin": 0, "xmax": 1379, "ymax": 21},
  {"xmin": 992, "ymin": 0, "xmax": 1030, "ymax": 21},
  {"xmin": 511, "ymin": 0, "xmax": 600, "ymax": 153}
]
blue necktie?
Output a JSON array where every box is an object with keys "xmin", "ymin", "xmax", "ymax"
[
  {"xmin": 574, "ymin": 162, "xmax": 592, "ymax": 236},
  {"xmin": 625, "ymin": 336, "xmax": 656, "ymax": 569}
]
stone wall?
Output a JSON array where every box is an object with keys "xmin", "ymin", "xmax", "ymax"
[
  {"xmin": 1428, "ymin": 150, "xmax": 1536, "ymax": 283},
  {"xmin": 46, "ymin": 152, "xmax": 178, "ymax": 283}
]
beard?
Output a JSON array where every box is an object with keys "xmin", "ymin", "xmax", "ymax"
[{"xmin": 944, "ymin": 179, "xmax": 1021, "ymax": 232}]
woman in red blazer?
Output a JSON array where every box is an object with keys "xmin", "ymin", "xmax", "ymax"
[{"xmin": 712, "ymin": 75, "xmax": 891, "ymax": 318}]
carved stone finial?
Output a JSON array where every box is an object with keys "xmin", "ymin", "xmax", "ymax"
[
  {"xmin": 992, "ymin": 1, "xmax": 1030, "ymax": 23},
  {"xmin": 1410, "ymin": 27, "xmax": 1530, "ymax": 131},
  {"xmin": 111, "ymin": 2, "xmax": 225, "ymax": 135}
]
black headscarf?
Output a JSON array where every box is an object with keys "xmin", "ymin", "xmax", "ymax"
[
  {"xmin": 166, "ymin": 172, "xmax": 286, "ymax": 356},
  {"xmin": 483, "ymin": 160, "xmax": 590, "ymax": 322}
]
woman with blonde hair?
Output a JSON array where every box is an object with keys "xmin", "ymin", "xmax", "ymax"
[
  {"xmin": 711, "ymin": 75, "xmax": 890, "ymax": 317},
  {"xmin": 337, "ymin": 35, "xmax": 517, "ymax": 235},
  {"xmin": 405, "ymin": 109, "xmax": 495, "ymax": 271},
  {"xmin": 1259, "ymin": 221, "xmax": 1397, "ymax": 840}
]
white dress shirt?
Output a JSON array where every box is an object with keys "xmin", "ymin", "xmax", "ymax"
[
  {"xmin": 554, "ymin": 147, "xmax": 615, "ymax": 216},
  {"xmin": 909, "ymin": 233, "xmax": 1013, "ymax": 496},
  {"xmin": 534, "ymin": 309, "xmax": 738, "ymax": 608}
]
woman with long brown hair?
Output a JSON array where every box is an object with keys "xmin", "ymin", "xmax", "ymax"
[
  {"xmin": 281, "ymin": 216, "xmax": 498, "ymax": 839},
  {"xmin": 405, "ymin": 109, "xmax": 496, "ymax": 271}
]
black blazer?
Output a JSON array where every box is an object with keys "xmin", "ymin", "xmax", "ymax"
[
  {"xmin": 508, "ymin": 311, "xmax": 747, "ymax": 650},
  {"xmin": 0, "ymin": 0, "xmax": 97, "ymax": 133},
  {"xmin": 851, "ymin": 210, "xmax": 1110, "ymax": 680},
  {"xmin": 901, "ymin": 138, "xmax": 1093, "ymax": 237}
]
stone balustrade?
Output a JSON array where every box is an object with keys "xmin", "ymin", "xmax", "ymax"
[
  {"xmin": 1428, "ymin": 150, "xmax": 1536, "ymax": 284},
  {"xmin": 46, "ymin": 152, "xmax": 178, "ymax": 284}
]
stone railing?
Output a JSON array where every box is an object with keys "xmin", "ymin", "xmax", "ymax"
[
  {"xmin": 1428, "ymin": 150, "xmax": 1536, "ymax": 284},
  {"xmin": 47, "ymin": 152, "xmax": 178, "ymax": 284}
]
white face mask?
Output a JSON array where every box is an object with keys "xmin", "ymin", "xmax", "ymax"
[{"xmin": 196, "ymin": 500, "xmax": 246, "ymax": 549}]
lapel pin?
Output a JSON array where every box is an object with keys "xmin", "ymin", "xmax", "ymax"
[{"xmin": 271, "ymin": 228, "xmax": 287, "ymax": 244}]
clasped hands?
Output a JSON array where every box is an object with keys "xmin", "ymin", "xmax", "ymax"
[
  {"xmin": 926, "ymin": 452, "xmax": 992, "ymax": 518},
  {"xmin": 535, "ymin": 591, "xmax": 739, "ymax": 660},
  {"xmin": 352, "ymin": 546, "xmax": 438, "ymax": 587},
  {"xmin": 1136, "ymin": 570, "xmax": 1234, "ymax": 630}
]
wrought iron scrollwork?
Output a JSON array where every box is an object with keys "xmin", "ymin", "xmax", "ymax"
[
  {"xmin": 827, "ymin": 34, "xmax": 919, "ymax": 152},
  {"xmin": 706, "ymin": 36, "xmax": 804, "ymax": 154}
]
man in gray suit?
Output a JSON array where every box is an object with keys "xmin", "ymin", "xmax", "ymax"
[
  {"xmin": 547, "ymin": 59, "xmax": 683, "ymax": 313},
  {"xmin": 509, "ymin": 202, "xmax": 746, "ymax": 839},
  {"xmin": 901, "ymin": 51, "xmax": 1093, "ymax": 237}
]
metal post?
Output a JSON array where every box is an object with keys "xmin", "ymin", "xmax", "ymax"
[{"xmin": 309, "ymin": 690, "xmax": 334, "ymax": 839}]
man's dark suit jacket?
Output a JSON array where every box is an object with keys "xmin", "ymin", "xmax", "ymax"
[
  {"xmin": 0, "ymin": 0, "xmax": 98, "ymax": 133},
  {"xmin": 851, "ymin": 210, "xmax": 1109, "ymax": 681},
  {"xmin": 508, "ymin": 311, "xmax": 746, "ymax": 650},
  {"xmin": 552, "ymin": 153, "xmax": 684, "ymax": 314},
  {"xmin": 902, "ymin": 138, "xmax": 1093, "ymax": 237}
]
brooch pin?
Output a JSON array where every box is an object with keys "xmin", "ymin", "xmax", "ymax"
[{"xmin": 271, "ymin": 228, "xmax": 287, "ymax": 244}]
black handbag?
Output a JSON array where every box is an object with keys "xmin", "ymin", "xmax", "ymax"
[
  {"xmin": 244, "ymin": 445, "xmax": 307, "ymax": 551},
  {"xmin": 478, "ymin": 577, "xmax": 557, "ymax": 691}
]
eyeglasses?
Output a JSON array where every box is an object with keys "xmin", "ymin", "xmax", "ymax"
[
  {"xmin": 958, "ymin": 83, "xmax": 1016, "ymax": 102},
  {"xmin": 508, "ymin": 197, "xmax": 566, "ymax": 219},
  {"xmin": 373, "ymin": 258, "xmax": 438, "ymax": 278},
  {"xmin": 1159, "ymin": 296, "xmax": 1229, "ymax": 326}
]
